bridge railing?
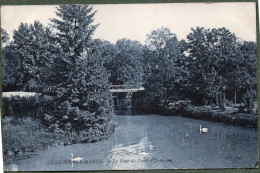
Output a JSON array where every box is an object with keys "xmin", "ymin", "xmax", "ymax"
[
  {"xmin": 110, "ymin": 85, "xmax": 128, "ymax": 90},
  {"xmin": 110, "ymin": 85, "xmax": 144, "ymax": 89},
  {"xmin": 110, "ymin": 85, "xmax": 145, "ymax": 93},
  {"xmin": 2, "ymin": 92, "xmax": 40, "ymax": 98}
]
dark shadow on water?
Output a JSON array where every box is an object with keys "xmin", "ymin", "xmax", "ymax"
[{"xmin": 115, "ymin": 109, "xmax": 147, "ymax": 115}]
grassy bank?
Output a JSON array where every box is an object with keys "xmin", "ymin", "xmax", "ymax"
[
  {"xmin": 180, "ymin": 105, "xmax": 258, "ymax": 128},
  {"xmin": 2, "ymin": 93, "xmax": 117, "ymax": 163},
  {"xmin": 2, "ymin": 116, "xmax": 70, "ymax": 163}
]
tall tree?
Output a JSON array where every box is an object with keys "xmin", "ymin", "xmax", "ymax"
[
  {"xmin": 50, "ymin": 5, "xmax": 116, "ymax": 139},
  {"xmin": 143, "ymin": 27, "xmax": 184, "ymax": 112},
  {"xmin": 3, "ymin": 22, "xmax": 53, "ymax": 91},
  {"xmin": 235, "ymin": 41, "xmax": 257, "ymax": 112},
  {"xmin": 1, "ymin": 29, "xmax": 23, "ymax": 91},
  {"xmin": 104, "ymin": 39, "xmax": 143, "ymax": 88},
  {"xmin": 186, "ymin": 27, "xmax": 239, "ymax": 110},
  {"xmin": 1, "ymin": 28, "xmax": 9, "ymax": 47},
  {"xmin": 49, "ymin": 5, "xmax": 98, "ymax": 89}
]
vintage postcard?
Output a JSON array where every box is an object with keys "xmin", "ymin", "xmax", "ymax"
[{"xmin": 1, "ymin": 1, "xmax": 258, "ymax": 171}]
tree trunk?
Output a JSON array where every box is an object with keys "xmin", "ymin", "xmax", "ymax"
[
  {"xmin": 216, "ymin": 93, "xmax": 219, "ymax": 105},
  {"xmin": 218, "ymin": 91, "xmax": 226, "ymax": 111},
  {"xmin": 234, "ymin": 89, "xmax": 237, "ymax": 104},
  {"xmin": 244, "ymin": 88, "xmax": 254, "ymax": 113}
]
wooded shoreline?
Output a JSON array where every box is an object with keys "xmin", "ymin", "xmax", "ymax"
[
  {"xmin": 162, "ymin": 105, "xmax": 258, "ymax": 128},
  {"xmin": 2, "ymin": 4, "xmax": 257, "ymax": 166}
]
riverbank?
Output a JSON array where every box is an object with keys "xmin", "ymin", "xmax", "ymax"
[
  {"xmin": 2, "ymin": 116, "xmax": 70, "ymax": 164},
  {"xmin": 179, "ymin": 105, "xmax": 258, "ymax": 128},
  {"xmin": 134, "ymin": 99, "xmax": 258, "ymax": 128},
  {"xmin": 2, "ymin": 93, "xmax": 117, "ymax": 164},
  {"xmin": 3, "ymin": 114, "xmax": 117, "ymax": 164}
]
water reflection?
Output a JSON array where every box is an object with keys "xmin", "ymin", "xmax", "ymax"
[
  {"xmin": 4, "ymin": 114, "xmax": 258, "ymax": 171},
  {"xmin": 107, "ymin": 136, "xmax": 154, "ymax": 169}
]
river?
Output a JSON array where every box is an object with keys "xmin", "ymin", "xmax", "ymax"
[{"xmin": 5, "ymin": 114, "xmax": 258, "ymax": 171}]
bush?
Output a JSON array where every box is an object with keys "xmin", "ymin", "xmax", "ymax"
[
  {"xmin": 2, "ymin": 116, "xmax": 68, "ymax": 163},
  {"xmin": 2, "ymin": 94, "xmax": 53, "ymax": 120},
  {"xmin": 167, "ymin": 100, "xmax": 190, "ymax": 113},
  {"xmin": 2, "ymin": 92, "xmax": 117, "ymax": 146},
  {"xmin": 183, "ymin": 105, "xmax": 257, "ymax": 128},
  {"xmin": 58, "ymin": 107, "xmax": 117, "ymax": 143}
]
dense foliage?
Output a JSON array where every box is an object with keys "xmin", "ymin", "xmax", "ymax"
[
  {"xmin": 2, "ymin": 5, "xmax": 116, "ymax": 143},
  {"xmin": 141, "ymin": 27, "xmax": 187, "ymax": 112},
  {"xmin": 3, "ymin": 116, "xmax": 68, "ymax": 163},
  {"xmin": 2, "ymin": 95, "xmax": 46, "ymax": 118},
  {"xmin": 184, "ymin": 27, "xmax": 257, "ymax": 112},
  {"xmin": 2, "ymin": 5, "xmax": 257, "ymax": 165},
  {"xmin": 88, "ymin": 38, "xmax": 145, "ymax": 89},
  {"xmin": 48, "ymin": 5, "xmax": 116, "ymax": 139},
  {"xmin": 1, "ymin": 6, "xmax": 257, "ymax": 151}
]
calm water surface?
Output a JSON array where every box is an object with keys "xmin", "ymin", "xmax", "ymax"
[{"xmin": 5, "ymin": 114, "xmax": 258, "ymax": 171}]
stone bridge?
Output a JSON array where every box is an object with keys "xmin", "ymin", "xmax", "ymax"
[{"xmin": 109, "ymin": 85, "xmax": 145, "ymax": 109}]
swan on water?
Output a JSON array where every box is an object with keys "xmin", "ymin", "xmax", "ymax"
[
  {"xmin": 70, "ymin": 153, "xmax": 83, "ymax": 167},
  {"xmin": 71, "ymin": 153, "xmax": 83, "ymax": 162},
  {"xmin": 200, "ymin": 125, "xmax": 208, "ymax": 133}
]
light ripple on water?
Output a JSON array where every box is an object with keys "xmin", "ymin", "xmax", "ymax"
[{"xmin": 107, "ymin": 136, "xmax": 154, "ymax": 169}]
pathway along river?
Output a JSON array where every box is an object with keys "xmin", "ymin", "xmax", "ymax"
[{"xmin": 5, "ymin": 114, "xmax": 258, "ymax": 171}]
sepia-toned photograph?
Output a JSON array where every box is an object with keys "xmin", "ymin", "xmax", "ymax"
[{"xmin": 1, "ymin": 2, "xmax": 258, "ymax": 171}]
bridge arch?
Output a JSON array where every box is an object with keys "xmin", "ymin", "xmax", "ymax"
[{"xmin": 109, "ymin": 85, "xmax": 145, "ymax": 109}]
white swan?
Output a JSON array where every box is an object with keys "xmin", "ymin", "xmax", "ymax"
[
  {"xmin": 71, "ymin": 153, "xmax": 83, "ymax": 162},
  {"xmin": 200, "ymin": 125, "xmax": 208, "ymax": 133},
  {"xmin": 70, "ymin": 153, "xmax": 83, "ymax": 167},
  {"xmin": 70, "ymin": 153, "xmax": 83, "ymax": 162}
]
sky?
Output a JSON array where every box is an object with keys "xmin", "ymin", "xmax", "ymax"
[{"xmin": 1, "ymin": 2, "xmax": 257, "ymax": 44}]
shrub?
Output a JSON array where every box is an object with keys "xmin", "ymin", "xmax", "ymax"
[
  {"xmin": 183, "ymin": 105, "xmax": 257, "ymax": 128},
  {"xmin": 2, "ymin": 94, "xmax": 53, "ymax": 121},
  {"xmin": 2, "ymin": 92, "xmax": 117, "ymax": 145},
  {"xmin": 2, "ymin": 116, "xmax": 68, "ymax": 163},
  {"xmin": 167, "ymin": 100, "xmax": 190, "ymax": 113}
]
